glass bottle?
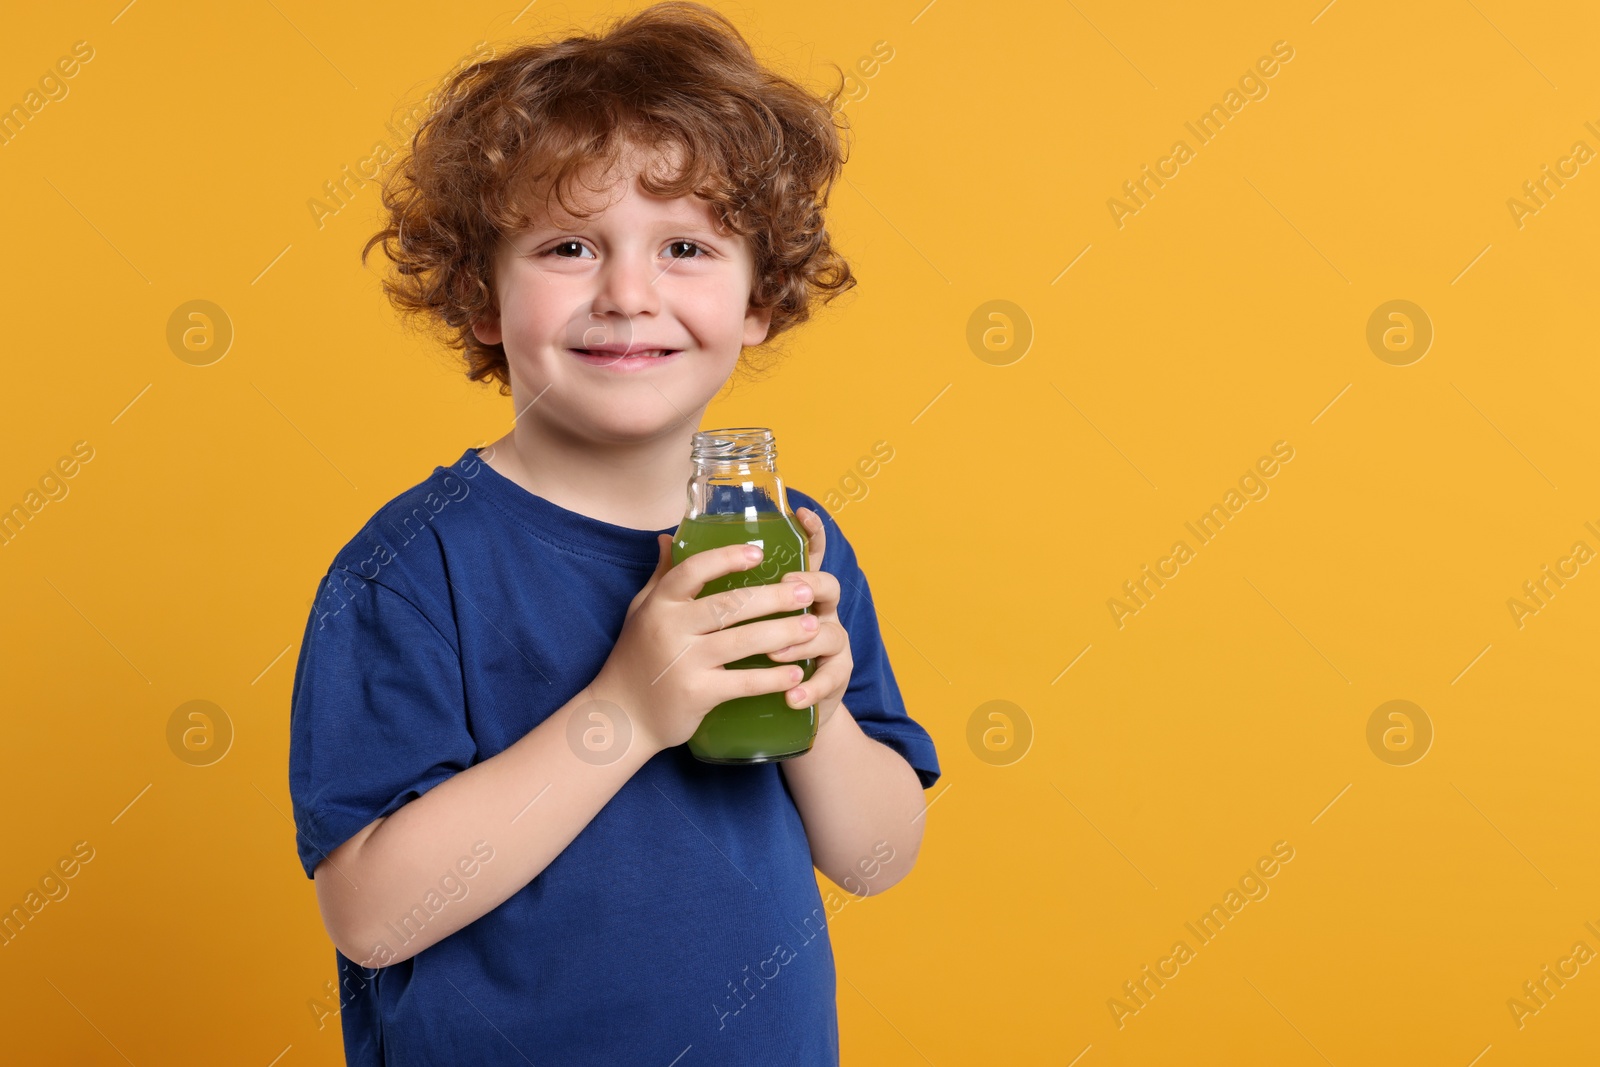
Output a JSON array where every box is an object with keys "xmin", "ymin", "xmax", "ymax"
[{"xmin": 671, "ymin": 427, "xmax": 818, "ymax": 763}]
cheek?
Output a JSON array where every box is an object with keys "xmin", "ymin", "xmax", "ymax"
[
  {"xmin": 501, "ymin": 286, "xmax": 578, "ymax": 350},
  {"xmin": 689, "ymin": 278, "xmax": 756, "ymax": 340}
]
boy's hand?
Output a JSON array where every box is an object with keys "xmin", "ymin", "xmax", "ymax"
[
  {"xmin": 768, "ymin": 507, "xmax": 852, "ymax": 734},
  {"xmin": 591, "ymin": 535, "xmax": 822, "ymax": 757}
]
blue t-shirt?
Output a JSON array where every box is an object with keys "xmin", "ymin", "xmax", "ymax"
[{"xmin": 288, "ymin": 446, "xmax": 940, "ymax": 1066}]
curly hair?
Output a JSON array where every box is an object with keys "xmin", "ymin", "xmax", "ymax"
[{"xmin": 361, "ymin": 2, "xmax": 857, "ymax": 396}]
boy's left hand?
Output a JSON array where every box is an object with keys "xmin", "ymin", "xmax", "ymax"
[{"xmin": 770, "ymin": 506, "xmax": 852, "ymax": 734}]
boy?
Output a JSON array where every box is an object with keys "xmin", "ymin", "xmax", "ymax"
[{"xmin": 288, "ymin": 4, "xmax": 940, "ymax": 1064}]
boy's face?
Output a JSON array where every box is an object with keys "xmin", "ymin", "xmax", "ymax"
[{"xmin": 472, "ymin": 144, "xmax": 773, "ymax": 446}]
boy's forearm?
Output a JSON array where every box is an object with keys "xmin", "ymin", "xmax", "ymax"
[
  {"xmin": 778, "ymin": 704, "xmax": 928, "ymax": 894},
  {"xmin": 318, "ymin": 684, "xmax": 658, "ymax": 968}
]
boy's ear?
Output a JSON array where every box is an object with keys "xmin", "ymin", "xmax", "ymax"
[
  {"xmin": 743, "ymin": 304, "xmax": 773, "ymax": 348},
  {"xmin": 472, "ymin": 314, "xmax": 502, "ymax": 346}
]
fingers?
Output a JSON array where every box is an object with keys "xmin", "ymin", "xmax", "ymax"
[
  {"xmin": 706, "ymin": 612, "xmax": 817, "ymax": 664},
  {"xmin": 783, "ymin": 654, "xmax": 847, "ymax": 709},
  {"xmin": 777, "ymin": 568, "xmax": 840, "ymax": 610},
  {"xmin": 719, "ymin": 661, "xmax": 809, "ymax": 702},
  {"xmin": 627, "ymin": 534, "xmax": 675, "ymax": 614},
  {"xmin": 765, "ymin": 615, "xmax": 846, "ymax": 661},
  {"xmin": 794, "ymin": 506, "xmax": 826, "ymax": 573},
  {"xmin": 694, "ymin": 574, "xmax": 815, "ymax": 635},
  {"xmin": 661, "ymin": 541, "xmax": 766, "ymax": 602}
]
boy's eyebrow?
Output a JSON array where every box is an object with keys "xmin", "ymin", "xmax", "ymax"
[
  {"xmin": 522, "ymin": 211, "xmax": 725, "ymax": 237},
  {"xmin": 518, "ymin": 202, "xmax": 726, "ymax": 233},
  {"xmin": 511, "ymin": 225, "xmax": 736, "ymax": 257}
]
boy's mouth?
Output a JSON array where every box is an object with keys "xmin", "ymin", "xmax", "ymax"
[{"xmin": 568, "ymin": 347, "xmax": 684, "ymax": 371}]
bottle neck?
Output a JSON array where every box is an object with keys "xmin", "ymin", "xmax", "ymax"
[
  {"xmin": 686, "ymin": 464, "xmax": 790, "ymax": 520},
  {"xmin": 685, "ymin": 427, "xmax": 788, "ymax": 520}
]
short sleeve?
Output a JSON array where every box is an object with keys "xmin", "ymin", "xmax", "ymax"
[
  {"xmin": 808, "ymin": 498, "xmax": 941, "ymax": 790},
  {"xmin": 288, "ymin": 571, "xmax": 477, "ymax": 880}
]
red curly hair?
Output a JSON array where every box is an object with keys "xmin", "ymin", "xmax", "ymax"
[{"xmin": 361, "ymin": 1, "xmax": 857, "ymax": 396}]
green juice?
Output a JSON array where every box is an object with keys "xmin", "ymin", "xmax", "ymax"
[{"xmin": 671, "ymin": 510, "xmax": 818, "ymax": 763}]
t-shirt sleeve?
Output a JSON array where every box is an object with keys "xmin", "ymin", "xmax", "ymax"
[
  {"xmin": 807, "ymin": 498, "xmax": 942, "ymax": 791},
  {"xmin": 288, "ymin": 571, "xmax": 477, "ymax": 880}
]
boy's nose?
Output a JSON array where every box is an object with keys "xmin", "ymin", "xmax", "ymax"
[{"xmin": 590, "ymin": 252, "xmax": 662, "ymax": 319}]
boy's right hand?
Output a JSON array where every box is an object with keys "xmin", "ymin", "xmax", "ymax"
[{"xmin": 590, "ymin": 535, "xmax": 819, "ymax": 757}]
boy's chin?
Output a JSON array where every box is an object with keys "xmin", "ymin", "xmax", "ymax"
[{"xmin": 567, "ymin": 398, "xmax": 713, "ymax": 442}]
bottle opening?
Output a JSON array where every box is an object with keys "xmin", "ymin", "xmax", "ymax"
[{"xmin": 691, "ymin": 427, "xmax": 776, "ymax": 467}]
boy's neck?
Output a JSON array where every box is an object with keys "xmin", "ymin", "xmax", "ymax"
[{"xmin": 480, "ymin": 421, "xmax": 699, "ymax": 533}]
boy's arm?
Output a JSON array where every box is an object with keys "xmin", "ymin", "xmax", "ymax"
[
  {"xmin": 772, "ymin": 506, "xmax": 932, "ymax": 896},
  {"xmin": 778, "ymin": 701, "xmax": 928, "ymax": 896},
  {"xmin": 313, "ymin": 684, "xmax": 660, "ymax": 968}
]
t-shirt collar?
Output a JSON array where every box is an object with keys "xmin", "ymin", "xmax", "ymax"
[{"xmin": 449, "ymin": 447, "xmax": 676, "ymax": 568}]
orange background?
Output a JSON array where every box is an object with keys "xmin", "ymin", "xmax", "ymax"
[{"xmin": 3, "ymin": 1, "xmax": 1598, "ymax": 1063}]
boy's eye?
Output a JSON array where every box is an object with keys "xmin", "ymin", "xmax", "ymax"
[
  {"xmin": 546, "ymin": 240, "xmax": 594, "ymax": 259},
  {"xmin": 541, "ymin": 240, "xmax": 708, "ymax": 260},
  {"xmin": 666, "ymin": 240, "xmax": 708, "ymax": 260}
]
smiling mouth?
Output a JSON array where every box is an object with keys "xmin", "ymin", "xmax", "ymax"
[{"xmin": 569, "ymin": 348, "xmax": 681, "ymax": 358}]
